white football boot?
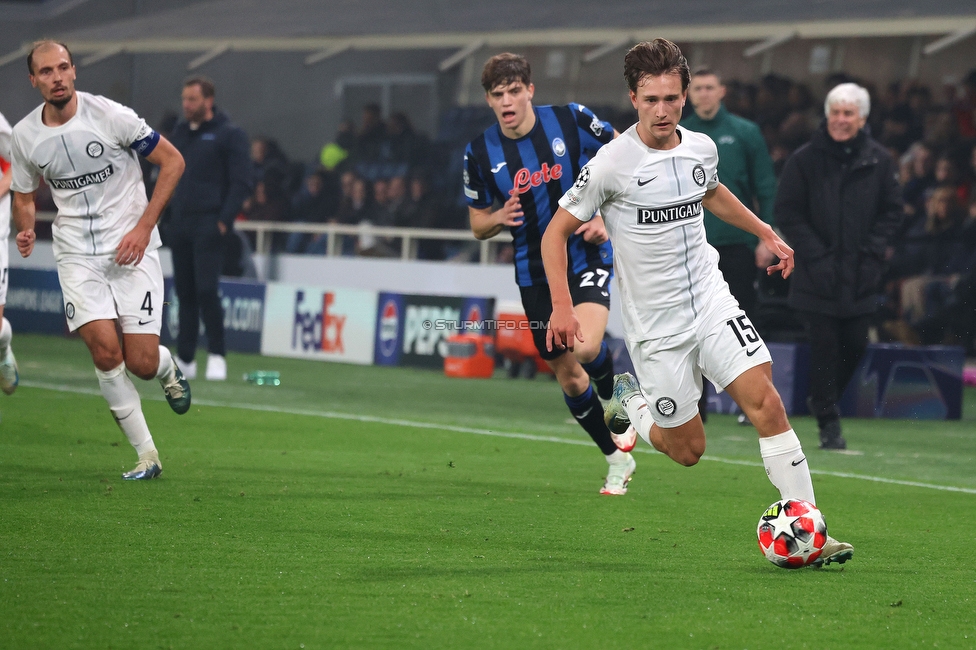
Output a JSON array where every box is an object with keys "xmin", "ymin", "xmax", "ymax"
[
  {"xmin": 600, "ymin": 453, "xmax": 636, "ymax": 496},
  {"xmin": 0, "ymin": 346, "xmax": 19, "ymax": 395},
  {"xmin": 611, "ymin": 424, "xmax": 638, "ymax": 453},
  {"xmin": 812, "ymin": 536, "xmax": 854, "ymax": 567}
]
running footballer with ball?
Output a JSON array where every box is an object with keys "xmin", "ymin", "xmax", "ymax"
[{"xmin": 541, "ymin": 39, "xmax": 853, "ymax": 566}]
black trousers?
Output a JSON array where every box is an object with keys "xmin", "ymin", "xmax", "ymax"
[
  {"xmin": 714, "ymin": 243, "xmax": 758, "ymax": 323},
  {"xmin": 798, "ymin": 311, "xmax": 872, "ymax": 422},
  {"xmin": 170, "ymin": 228, "xmax": 225, "ymax": 362}
]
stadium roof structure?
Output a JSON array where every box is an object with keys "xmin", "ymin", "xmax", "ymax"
[{"xmin": 2, "ymin": 0, "xmax": 975, "ymax": 70}]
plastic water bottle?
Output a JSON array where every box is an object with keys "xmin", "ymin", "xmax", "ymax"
[{"xmin": 243, "ymin": 371, "xmax": 281, "ymax": 386}]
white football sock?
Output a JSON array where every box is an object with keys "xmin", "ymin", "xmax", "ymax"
[
  {"xmin": 625, "ymin": 394, "xmax": 654, "ymax": 447},
  {"xmin": 759, "ymin": 430, "xmax": 816, "ymax": 504},
  {"xmin": 605, "ymin": 449, "xmax": 629, "ymax": 464},
  {"xmin": 96, "ymin": 363, "xmax": 156, "ymax": 456},
  {"xmin": 0, "ymin": 317, "xmax": 12, "ymax": 354},
  {"xmin": 155, "ymin": 345, "xmax": 175, "ymax": 383}
]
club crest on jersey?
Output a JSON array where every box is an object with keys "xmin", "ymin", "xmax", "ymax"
[
  {"xmin": 692, "ymin": 164, "xmax": 706, "ymax": 187},
  {"xmin": 656, "ymin": 397, "xmax": 676, "ymax": 417},
  {"xmin": 551, "ymin": 137, "xmax": 566, "ymax": 157},
  {"xmin": 65, "ymin": 302, "xmax": 75, "ymax": 319},
  {"xmin": 463, "ymin": 169, "xmax": 470, "ymax": 187},
  {"xmin": 86, "ymin": 141, "xmax": 104, "ymax": 158},
  {"xmin": 508, "ymin": 162, "xmax": 562, "ymax": 196}
]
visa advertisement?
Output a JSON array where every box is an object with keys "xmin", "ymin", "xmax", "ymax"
[
  {"xmin": 373, "ymin": 292, "xmax": 495, "ymax": 368},
  {"xmin": 161, "ymin": 278, "xmax": 266, "ymax": 354},
  {"xmin": 262, "ymin": 283, "xmax": 377, "ymax": 364}
]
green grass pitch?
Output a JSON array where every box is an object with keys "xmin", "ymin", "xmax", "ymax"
[{"xmin": 1, "ymin": 333, "xmax": 975, "ymax": 648}]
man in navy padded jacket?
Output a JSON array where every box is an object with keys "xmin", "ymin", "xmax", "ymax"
[{"xmin": 167, "ymin": 75, "xmax": 251, "ymax": 381}]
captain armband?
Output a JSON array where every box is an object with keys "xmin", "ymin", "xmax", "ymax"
[{"xmin": 129, "ymin": 126, "xmax": 160, "ymax": 157}]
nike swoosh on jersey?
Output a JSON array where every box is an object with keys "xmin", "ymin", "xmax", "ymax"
[
  {"xmin": 791, "ymin": 457, "xmax": 807, "ymax": 467},
  {"xmin": 39, "ymin": 161, "xmax": 52, "ymax": 169},
  {"xmin": 138, "ymin": 319, "xmax": 154, "ymax": 326},
  {"xmin": 636, "ymin": 176, "xmax": 657, "ymax": 186},
  {"xmin": 746, "ymin": 346, "xmax": 762, "ymax": 356},
  {"xmin": 490, "ymin": 162, "xmax": 508, "ymax": 173},
  {"xmin": 574, "ymin": 407, "xmax": 593, "ymax": 419}
]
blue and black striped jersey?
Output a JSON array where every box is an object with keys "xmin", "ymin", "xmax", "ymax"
[{"xmin": 464, "ymin": 104, "xmax": 615, "ymax": 287}]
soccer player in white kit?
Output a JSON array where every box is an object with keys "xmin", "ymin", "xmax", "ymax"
[
  {"xmin": 541, "ymin": 39, "xmax": 853, "ymax": 567},
  {"xmin": 9, "ymin": 41, "xmax": 191, "ymax": 480},
  {"xmin": 0, "ymin": 110, "xmax": 19, "ymax": 395}
]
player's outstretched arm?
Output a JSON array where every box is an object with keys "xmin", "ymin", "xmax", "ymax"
[
  {"xmin": 115, "ymin": 135, "xmax": 185, "ymax": 266},
  {"xmin": 12, "ymin": 191, "xmax": 36, "ymax": 258},
  {"xmin": 468, "ymin": 195, "xmax": 524, "ymax": 240},
  {"xmin": 541, "ymin": 207, "xmax": 586, "ymax": 352},
  {"xmin": 703, "ymin": 183, "xmax": 794, "ymax": 279}
]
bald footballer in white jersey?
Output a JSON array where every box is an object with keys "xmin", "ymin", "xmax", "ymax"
[
  {"xmin": 0, "ymin": 110, "xmax": 18, "ymax": 395},
  {"xmin": 541, "ymin": 39, "xmax": 853, "ymax": 567},
  {"xmin": 10, "ymin": 40, "xmax": 191, "ymax": 481}
]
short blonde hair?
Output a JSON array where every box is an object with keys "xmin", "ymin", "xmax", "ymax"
[{"xmin": 824, "ymin": 83, "xmax": 870, "ymax": 119}]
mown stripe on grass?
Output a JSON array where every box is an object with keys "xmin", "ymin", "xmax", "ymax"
[{"xmin": 22, "ymin": 380, "xmax": 976, "ymax": 495}]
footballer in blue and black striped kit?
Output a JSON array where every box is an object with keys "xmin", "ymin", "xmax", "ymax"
[
  {"xmin": 464, "ymin": 102, "xmax": 613, "ymax": 287},
  {"xmin": 465, "ymin": 53, "xmax": 637, "ymax": 496}
]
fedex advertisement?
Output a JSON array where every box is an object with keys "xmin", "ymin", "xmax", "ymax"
[
  {"xmin": 373, "ymin": 292, "xmax": 495, "ymax": 368},
  {"xmin": 261, "ymin": 283, "xmax": 377, "ymax": 364}
]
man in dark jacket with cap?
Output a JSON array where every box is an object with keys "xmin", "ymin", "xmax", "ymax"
[
  {"xmin": 168, "ymin": 76, "xmax": 251, "ymax": 381},
  {"xmin": 776, "ymin": 82, "xmax": 902, "ymax": 450}
]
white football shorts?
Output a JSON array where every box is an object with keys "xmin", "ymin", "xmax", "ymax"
[
  {"xmin": 56, "ymin": 249, "xmax": 163, "ymax": 335},
  {"xmin": 625, "ymin": 290, "xmax": 772, "ymax": 429}
]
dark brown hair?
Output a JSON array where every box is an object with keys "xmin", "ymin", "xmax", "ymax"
[
  {"xmin": 27, "ymin": 40, "xmax": 73, "ymax": 75},
  {"xmin": 481, "ymin": 53, "xmax": 531, "ymax": 92},
  {"xmin": 183, "ymin": 74, "xmax": 216, "ymax": 99},
  {"xmin": 692, "ymin": 66, "xmax": 723, "ymax": 85},
  {"xmin": 624, "ymin": 39, "xmax": 690, "ymax": 93}
]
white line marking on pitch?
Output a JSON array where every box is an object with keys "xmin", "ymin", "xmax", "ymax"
[{"xmin": 21, "ymin": 380, "xmax": 976, "ymax": 495}]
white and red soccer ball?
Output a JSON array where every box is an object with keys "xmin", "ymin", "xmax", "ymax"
[{"xmin": 757, "ymin": 499, "xmax": 827, "ymax": 568}]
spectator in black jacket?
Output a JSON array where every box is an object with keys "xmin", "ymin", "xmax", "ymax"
[
  {"xmin": 776, "ymin": 83, "xmax": 903, "ymax": 450},
  {"xmin": 168, "ymin": 75, "xmax": 251, "ymax": 381}
]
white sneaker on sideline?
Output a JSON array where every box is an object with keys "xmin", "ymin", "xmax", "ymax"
[
  {"xmin": 206, "ymin": 354, "xmax": 227, "ymax": 381},
  {"xmin": 601, "ymin": 453, "xmax": 636, "ymax": 496},
  {"xmin": 181, "ymin": 359, "xmax": 197, "ymax": 381}
]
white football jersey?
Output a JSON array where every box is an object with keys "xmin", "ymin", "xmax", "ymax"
[
  {"xmin": 0, "ymin": 110, "xmax": 12, "ymax": 242},
  {"xmin": 10, "ymin": 92, "xmax": 160, "ymax": 259},
  {"xmin": 559, "ymin": 124, "xmax": 728, "ymax": 341}
]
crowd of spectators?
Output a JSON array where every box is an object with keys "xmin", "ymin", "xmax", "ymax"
[
  {"xmin": 236, "ymin": 104, "xmax": 468, "ymax": 261},
  {"xmin": 678, "ymin": 69, "xmax": 976, "ymax": 353},
  {"xmin": 216, "ymin": 70, "xmax": 976, "ymax": 353}
]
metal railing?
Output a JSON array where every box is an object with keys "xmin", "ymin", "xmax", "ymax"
[{"xmin": 34, "ymin": 212, "xmax": 513, "ymax": 263}]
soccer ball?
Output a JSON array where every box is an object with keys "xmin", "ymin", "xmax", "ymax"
[{"xmin": 757, "ymin": 499, "xmax": 827, "ymax": 568}]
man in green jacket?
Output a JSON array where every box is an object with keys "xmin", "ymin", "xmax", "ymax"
[{"xmin": 682, "ymin": 67, "xmax": 777, "ymax": 323}]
